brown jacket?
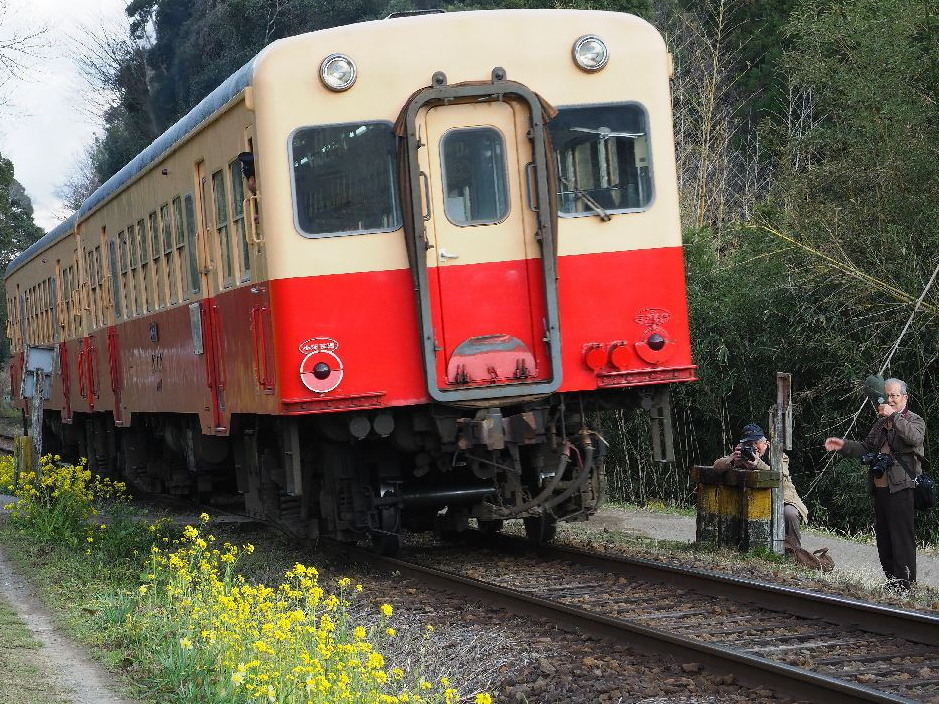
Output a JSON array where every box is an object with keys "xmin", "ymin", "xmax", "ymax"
[
  {"xmin": 840, "ymin": 408, "xmax": 925, "ymax": 493},
  {"xmin": 713, "ymin": 453, "xmax": 808, "ymax": 523}
]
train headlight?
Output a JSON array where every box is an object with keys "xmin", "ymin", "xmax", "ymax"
[
  {"xmin": 572, "ymin": 35, "xmax": 609, "ymax": 72},
  {"xmin": 320, "ymin": 53, "xmax": 357, "ymax": 91}
]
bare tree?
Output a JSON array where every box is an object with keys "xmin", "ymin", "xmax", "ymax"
[
  {"xmin": 73, "ymin": 14, "xmax": 151, "ymax": 128},
  {"xmin": 0, "ymin": 0, "xmax": 49, "ymax": 109},
  {"xmin": 56, "ymin": 138, "xmax": 101, "ymax": 213},
  {"xmin": 659, "ymin": 0, "xmax": 772, "ymax": 231},
  {"xmin": 58, "ymin": 13, "xmax": 146, "ymax": 211}
]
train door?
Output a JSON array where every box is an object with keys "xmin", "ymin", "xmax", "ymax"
[
  {"xmin": 401, "ymin": 79, "xmax": 561, "ymax": 402},
  {"xmin": 194, "ymin": 159, "xmax": 228, "ymax": 433}
]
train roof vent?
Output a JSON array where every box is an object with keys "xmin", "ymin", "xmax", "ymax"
[{"xmin": 385, "ymin": 9, "xmax": 444, "ymax": 19}]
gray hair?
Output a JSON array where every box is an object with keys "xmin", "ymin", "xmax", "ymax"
[{"xmin": 885, "ymin": 378, "xmax": 908, "ymax": 394}]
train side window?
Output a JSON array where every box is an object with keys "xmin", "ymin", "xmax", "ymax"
[
  {"xmin": 86, "ymin": 248, "xmax": 99, "ymax": 328},
  {"xmin": 229, "ymin": 159, "xmax": 250, "ymax": 282},
  {"xmin": 24, "ymin": 288, "xmax": 33, "ymax": 343},
  {"xmin": 137, "ymin": 218, "xmax": 151, "ymax": 313},
  {"xmin": 93, "ymin": 247, "xmax": 104, "ymax": 327},
  {"xmin": 108, "ymin": 239, "xmax": 122, "ymax": 320},
  {"xmin": 183, "ymin": 194, "xmax": 201, "ymax": 295},
  {"xmin": 161, "ymin": 203, "xmax": 178, "ymax": 305},
  {"xmin": 149, "ymin": 211, "xmax": 164, "ymax": 309},
  {"xmin": 549, "ymin": 103, "xmax": 654, "ymax": 218},
  {"xmin": 51, "ymin": 276, "xmax": 58, "ymax": 342},
  {"xmin": 127, "ymin": 223, "xmax": 139, "ymax": 316},
  {"xmin": 62, "ymin": 265, "xmax": 73, "ymax": 338},
  {"xmin": 291, "ymin": 121, "xmax": 401, "ymax": 237},
  {"xmin": 39, "ymin": 278, "xmax": 49, "ymax": 342},
  {"xmin": 212, "ymin": 169, "xmax": 234, "ymax": 288},
  {"xmin": 117, "ymin": 230, "xmax": 128, "ymax": 319},
  {"xmin": 173, "ymin": 197, "xmax": 187, "ymax": 299},
  {"xmin": 441, "ymin": 127, "xmax": 509, "ymax": 225},
  {"xmin": 128, "ymin": 223, "xmax": 138, "ymax": 267}
]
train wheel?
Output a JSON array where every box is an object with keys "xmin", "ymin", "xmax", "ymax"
[
  {"xmin": 524, "ymin": 515, "xmax": 557, "ymax": 544},
  {"xmin": 477, "ymin": 518, "xmax": 504, "ymax": 535},
  {"xmin": 371, "ymin": 505, "xmax": 401, "ymax": 556}
]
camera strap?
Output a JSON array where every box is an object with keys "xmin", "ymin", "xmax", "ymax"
[{"xmin": 885, "ymin": 439, "xmax": 918, "ymax": 481}]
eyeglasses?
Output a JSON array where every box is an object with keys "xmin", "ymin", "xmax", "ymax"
[{"xmin": 886, "ymin": 393, "xmax": 907, "ymax": 399}]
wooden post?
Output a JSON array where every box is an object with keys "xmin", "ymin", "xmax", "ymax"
[
  {"xmin": 14, "ymin": 436, "xmax": 32, "ymax": 486},
  {"xmin": 769, "ymin": 373, "xmax": 793, "ymax": 554},
  {"xmin": 692, "ymin": 465, "xmax": 779, "ymax": 551}
]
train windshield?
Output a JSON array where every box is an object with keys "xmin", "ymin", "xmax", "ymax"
[
  {"xmin": 549, "ymin": 103, "xmax": 653, "ymax": 217},
  {"xmin": 291, "ymin": 122, "xmax": 402, "ymax": 237}
]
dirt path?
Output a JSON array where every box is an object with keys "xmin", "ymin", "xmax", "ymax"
[{"xmin": 0, "ymin": 542, "xmax": 139, "ymax": 704}]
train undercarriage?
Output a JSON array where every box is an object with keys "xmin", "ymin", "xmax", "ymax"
[{"xmin": 40, "ymin": 394, "xmax": 618, "ymax": 554}]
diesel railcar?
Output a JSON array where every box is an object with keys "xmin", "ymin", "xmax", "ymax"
[{"xmin": 6, "ymin": 9, "xmax": 695, "ymax": 552}]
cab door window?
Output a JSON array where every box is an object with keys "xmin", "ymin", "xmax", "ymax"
[{"xmin": 441, "ymin": 127, "xmax": 509, "ymax": 225}]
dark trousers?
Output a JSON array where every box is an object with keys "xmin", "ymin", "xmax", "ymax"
[
  {"xmin": 872, "ymin": 486, "xmax": 916, "ymax": 584},
  {"xmin": 784, "ymin": 504, "xmax": 802, "ymax": 548}
]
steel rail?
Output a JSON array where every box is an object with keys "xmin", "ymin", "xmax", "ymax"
[
  {"xmin": 355, "ymin": 548, "xmax": 917, "ymax": 704},
  {"xmin": 520, "ymin": 538, "xmax": 939, "ymax": 646}
]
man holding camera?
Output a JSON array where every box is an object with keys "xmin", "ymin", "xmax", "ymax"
[
  {"xmin": 714, "ymin": 423, "xmax": 809, "ymax": 549},
  {"xmin": 825, "ymin": 378, "xmax": 925, "ymax": 589}
]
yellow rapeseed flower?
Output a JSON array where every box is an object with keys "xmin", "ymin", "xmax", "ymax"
[{"xmin": 380, "ymin": 603, "xmax": 393, "ymax": 617}]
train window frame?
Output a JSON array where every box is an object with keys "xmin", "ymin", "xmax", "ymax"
[
  {"xmin": 289, "ymin": 120, "xmax": 402, "ymax": 239},
  {"xmin": 183, "ymin": 193, "xmax": 201, "ymax": 296},
  {"xmin": 108, "ymin": 239, "xmax": 123, "ymax": 320},
  {"xmin": 228, "ymin": 159, "xmax": 251, "ymax": 283},
  {"xmin": 149, "ymin": 210, "xmax": 164, "ymax": 309},
  {"xmin": 440, "ymin": 126, "xmax": 511, "ymax": 227},
  {"xmin": 137, "ymin": 218, "xmax": 151, "ymax": 313},
  {"xmin": 172, "ymin": 196, "xmax": 187, "ymax": 301},
  {"xmin": 212, "ymin": 168, "xmax": 234, "ymax": 288},
  {"xmin": 161, "ymin": 203, "xmax": 178, "ymax": 305},
  {"xmin": 549, "ymin": 101, "xmax": 656, "ymax": 219}
]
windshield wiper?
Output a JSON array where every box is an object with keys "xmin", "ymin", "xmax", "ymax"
[{"xmin": 558, "ymin": 176, "xmax": 611, "ymax": 222}]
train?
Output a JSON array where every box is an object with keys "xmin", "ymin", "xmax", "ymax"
[{"xmin": 5, "ymin": 9, "xmax": 695, "ymax": 553}]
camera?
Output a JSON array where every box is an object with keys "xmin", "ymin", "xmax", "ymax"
[
  {"xmin": 860, "ymin": 452, "xmax": 894, "ymax": 478},
  {"xmin": 739, "ymin": 443, "xmax": 758, "ymax": 463}
]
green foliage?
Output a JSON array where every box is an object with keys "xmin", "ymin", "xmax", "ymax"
[
  {"xmin": 0, "ymin": 154, "xmax": 44, "ymax": 361},
  {"xmin": 0, "ymin": 474, "xmax": 483, "ymax": 704},
  {"xmin": 665, "ymin": 0, "xmax": 939, "ymax": 544},
  {"xmin": 0, "ymin": 454, "xmax": 130, "ymax": 548}
]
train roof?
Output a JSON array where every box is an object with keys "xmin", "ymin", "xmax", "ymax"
[{"xmin": 6, "ymin": 58, "xmax": 257, "ymax": 279}]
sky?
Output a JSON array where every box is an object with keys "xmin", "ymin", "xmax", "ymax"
[{"xmin": 0, "ymin": 0, "xmax": 129, "ymax": 231}]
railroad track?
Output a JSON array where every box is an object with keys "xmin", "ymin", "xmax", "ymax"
[{"xmin": 338, "ymin": 535, "xmax": 939, "ymax": 704}]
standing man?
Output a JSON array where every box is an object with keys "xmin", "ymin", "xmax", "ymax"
[
  {"xmin": 714, "ymin": 423, "xmax": 809, "ymax": 549},
  {"xmin": 825, "ymin": 378, "xmax": 925, "ymax": 589}
]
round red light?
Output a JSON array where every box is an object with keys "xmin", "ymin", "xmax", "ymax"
[
  {"xmin": 583, "ymin": 345, "xmax": 607, "ymax": 371},
  {"xmin": 609, "ymin": 344, "xmax": 631, "ymax": 369}
]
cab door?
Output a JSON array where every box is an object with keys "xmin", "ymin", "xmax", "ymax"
[{"xmin": 402, "ymin": 80, "xmax": 561, "ymax": 402}]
